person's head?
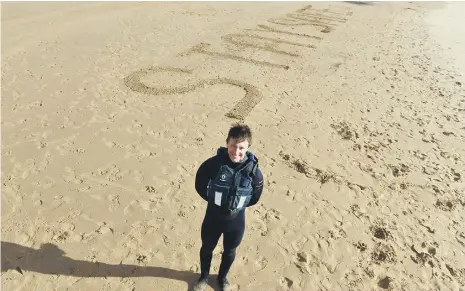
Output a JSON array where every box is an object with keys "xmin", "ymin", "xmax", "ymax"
[{"xmin": 226, "ymin": 123, "xmax": 252, "ymax": 163}]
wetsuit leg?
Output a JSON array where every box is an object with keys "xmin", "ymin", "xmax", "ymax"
[
  {"xmin": 200, "ymin": 218, "xmax": 222, "ymax": 276},
  {"xmin": 218, "ymin": 212, "xmax": 245, "ymax": 279}
]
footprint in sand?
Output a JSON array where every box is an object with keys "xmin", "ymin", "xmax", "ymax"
[
  {"xmin": 349, "ymin": 204, "xmax": 369, "ymax": 220},
  {"xmin": 295, "ymin": 251, "xmax": 317, "ymax": 270},
  {"xmin": 371, "ymin": 226, "xmax": 391, "ymax": 240},
  {"xmin": 252, "ymin": 256, "xmax": 268, "ymax": 273},
  {"xmin": 62, "ymin": 167, "xmax": 84, "ymax": 184},
  {"xmin": 330, "ymin": 120, "xmax": 359, "ymax": 141},
  {"xmin": 252, "ymin": 205, "xmax": 283, "ymax": 224},
  {"xmin": 136, "ymin": 254, "xmax": 148, "ymax": 265},
  {"xmin": 279, "ymin": 151, "xmax": 339, "ymax": 184},
  {"xmin": 371, "ymin": 243, "xmax": 396, "ymax": 264},
  {"xmin": 290, "ymin": 235, "xmax": 309, "ymax": 253},
  {"xmin": 435, "ymin": 199, "xmax": 457, "ymax": 212},
  {"xmin": 409, "ymin": 244, "xmax": 433, "ymax": 266},
  {"xmin": 296, "ymin": 252, "xmax": 309, "ymax": 264},
  {"xmin": 248, "ymin": 219, "xmax": 269, "ymax": 237},
  {"xmin": 139, "ymin": 198, "xmax": 162, "ymax": 213},
  {"xmin": 145, "ymin": 185, "xmax": 156, "ymax": 193},
  {"xmin": 377, "ymin": 276, "xmax": 392, "ymax": 290},
  {"xmin": 50, "ymin": 229, "xmax": 71, "ymax": 243},
  {"xmin": 328, "ymin": 225, "xmax": 347, "ymax": 240},
  {"xmin": 370, "ymin": 220, "xmax": 394, "ymax": 241},
  {"xmin": 442, "ymin": 131, "xmax": 455, "ymax": 136},
  {"xmin": 94, "ymin": 164, "xmax": 124, "ymax": 182},
  {"xmin": 388, "ymin": 182, "xmax": 409, "ymax": 191},
  {"xmin": 193, "ymin": 137, "xmax": 203, "ymax": 146},
  {"xmin": 80, "ymin": 222, "xmax": 114, "ymax": 243},
  {"xmin": 292, "ymin": 249, "xmax": 337, "ymax": 276},
  {"xmin": 177, "ymin": 210, "xmax": 187, "ymax": 218},
  {"xmin": 280, "ymin": 277, "xmax": 294, "ymax": 289},
  {"xmin": 440, "ymin": 151, "xmax": 460, "ymax": 162},
  {"xmin": 189, "ymin": 264, "xmax": 200, "ymax": 273},
  {"xmin": 108, "ymin": 194, "xmax": 120, "ymax": 211},
  {"xmin": 354, "ymin": 241, "xmax": 367, "ymax": 252},
  {"xmin": 72, "ymin": 148, "xmax": 86, "ymax": 154},
  {"xmin": 389, "ymin": 163, "xmax": 410, "ymax": 177},
  {"xmin": 451, "ymin": 168, "xmax": 461, "ymax": 182}
]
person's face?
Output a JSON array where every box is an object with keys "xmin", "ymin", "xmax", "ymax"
[{"xmin": 227, "ymin": 138, "xmax": 249, "ymax": 163}]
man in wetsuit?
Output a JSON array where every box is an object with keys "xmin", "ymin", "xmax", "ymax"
[{"xmin": 193, "ymin": 124, "xmax": 264, "ymax": 291}]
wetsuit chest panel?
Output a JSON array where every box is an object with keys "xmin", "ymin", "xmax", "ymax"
[
  {"xmin": 207, "ymin": 165, "xmax": 234, "ymax": 207},
  {"xmin": 207, "ymin": 164, "xmax": 254, "ymax": 214},
  {"xmin": 227, "ymin": 168, "xmax": 254, "ymax": 212}
]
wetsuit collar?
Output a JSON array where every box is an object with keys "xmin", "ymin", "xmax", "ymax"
[{"xmin": 217, "ymin": 147, "xmax": 254, "ymax": 165}]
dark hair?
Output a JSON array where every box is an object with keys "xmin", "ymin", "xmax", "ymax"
[{"xmin": 226, "ymin": 123, "xmax": 252, "ymax": 146}]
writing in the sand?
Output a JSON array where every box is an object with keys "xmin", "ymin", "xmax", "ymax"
[{"xmin": 124, "ymin": 5, "xmax": 350, "ymax": 120}]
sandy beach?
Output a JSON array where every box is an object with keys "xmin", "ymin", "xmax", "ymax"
[{"xmin": 1, "ymin": 2, "xmax": 465, "ymax": 291}]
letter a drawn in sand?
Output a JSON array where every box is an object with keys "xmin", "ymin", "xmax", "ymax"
[
  {"xmin": 246, "ymin": 24, "xmax": 323, "ymax": 40},
  {"xmin": 222, "ymin": 33, "xmax": 315, "ymax": 57}
]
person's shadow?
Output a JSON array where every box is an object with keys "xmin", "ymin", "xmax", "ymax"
[{"xmin": 1, "ymin": 241, "xmax": 218, "ymax": 290}]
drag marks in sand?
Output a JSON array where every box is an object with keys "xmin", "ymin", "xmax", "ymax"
[{"xmin": 125, "ymin": 5, "xmax": 351, "ymax": 120}]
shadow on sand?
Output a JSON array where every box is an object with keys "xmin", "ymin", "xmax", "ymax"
[{"xmin": 1, "ymin": 241, "xmax": 219, "ymax": 290}]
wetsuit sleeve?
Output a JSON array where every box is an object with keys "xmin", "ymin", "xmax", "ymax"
[
  {"xmin": 248, "ymin": 167, "xmax": 264, "ymax": 207},
  {"xmin": 195, "ymin": 157, "xmax": 217, "ymax": 201}
]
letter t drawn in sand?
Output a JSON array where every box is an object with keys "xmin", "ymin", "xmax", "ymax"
[{"xmin": 179, "ymin": 43, "xmax": 290, "ymax": 70}]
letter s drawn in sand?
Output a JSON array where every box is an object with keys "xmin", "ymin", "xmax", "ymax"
[{"xmin": 124, "ymin": 66, "xmax": 262, "ymax": 120}]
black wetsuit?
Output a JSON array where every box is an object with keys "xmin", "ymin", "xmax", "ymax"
[{"xmin": 195, "ymin": 150, "xmax": 264, "ymax": 279}]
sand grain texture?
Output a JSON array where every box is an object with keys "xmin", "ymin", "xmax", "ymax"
[{"xmin": 1, "ymin": 2, "xmax": 465, "ymax": 291}]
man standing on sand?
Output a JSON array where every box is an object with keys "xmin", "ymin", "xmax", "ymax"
[{"xmin": 193, "ymin": 124, "xmax": 265, "ymax": 291}]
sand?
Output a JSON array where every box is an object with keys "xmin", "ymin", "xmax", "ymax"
[{"xmin": 1, "ymin": 2, "xmax": 465, "ymax": 291}]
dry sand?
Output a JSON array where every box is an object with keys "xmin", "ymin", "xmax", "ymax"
[{"xmin": 1, "ymin": 2, "xmax": 465, "ymax": 291}]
